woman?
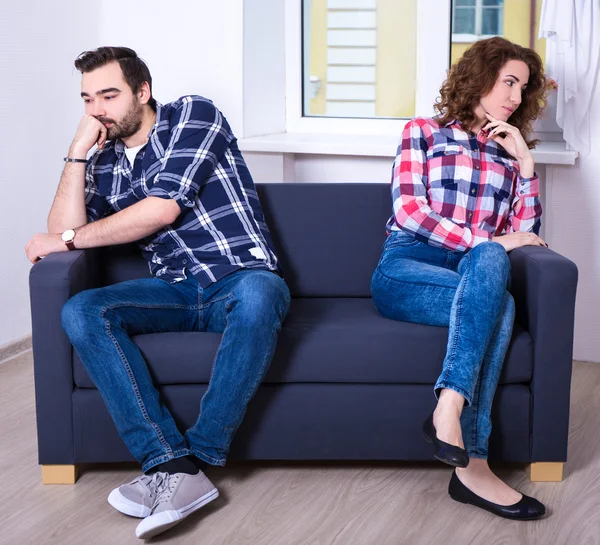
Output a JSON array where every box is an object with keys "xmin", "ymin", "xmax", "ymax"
[{"xmin": 371, "ymin": 37, "xmax": 548, "ymax": 520}]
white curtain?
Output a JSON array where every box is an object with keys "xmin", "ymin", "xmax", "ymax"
[{"xmin": 539, "ymin": 0, "xmax": 600, "ymax": 156}]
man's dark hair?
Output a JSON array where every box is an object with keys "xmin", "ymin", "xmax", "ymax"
[{"xmin": 74, "ymin": 46, "xmax": 157, "ymax": 111}]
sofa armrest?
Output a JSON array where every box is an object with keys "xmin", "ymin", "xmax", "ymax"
[
  {"xmin": 29, "ymin": 249, "xmax": 102, "ymax": 464},
  {"xmin": 509, "ymin": 246, "xmax": 578, "ymax": 462}
]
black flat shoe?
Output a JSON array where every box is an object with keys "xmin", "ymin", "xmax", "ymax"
[
  {"xmin": 422, "ymin": 412, "xmax": 469, "ymax": 468},
  {"xmin": 448, "ymin": 471, "xmax": 546, "ymax": 520}
]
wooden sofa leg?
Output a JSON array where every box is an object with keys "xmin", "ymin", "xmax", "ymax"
[
  {"xmin": 42, "ymin": 464, "xmax": 79, "ymax": 485},
  {"xmin": 527, "ymin": 462, "xmax": 564, "ymax": 482}
]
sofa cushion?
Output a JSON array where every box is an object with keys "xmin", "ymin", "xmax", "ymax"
[{"xmin": 73, "ymin": 298, "xmax": 533, "ymax": 388}]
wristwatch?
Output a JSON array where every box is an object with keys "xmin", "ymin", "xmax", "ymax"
[{"xmin": 61, "ymin": 229, "xmax": 77, "ymax": 251}]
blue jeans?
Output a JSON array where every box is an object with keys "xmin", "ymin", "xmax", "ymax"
[
  {"xmin": 371, "ymin": 231, "xmax": 515, "ymax": 458},
  {"xmin": 62, "ymin": 269, "xmax": 291, "ymax": 472}
]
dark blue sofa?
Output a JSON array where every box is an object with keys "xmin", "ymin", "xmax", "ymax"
[{"xmin": 29, "ymin": 183, "xmax": 578, "ymax": 484}]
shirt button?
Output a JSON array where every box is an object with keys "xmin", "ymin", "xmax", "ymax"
[
  {"xmin": 182, "ymin": 259, "xmax": 187, "ymax": 264},
  {"xmin": 468, "ymin": 212, "xmax": 473, "ymax": 217},
  {"xmin": 474, "ymin": 164, "xmax": 480, "ymax": 170},
  {"xmin": 471, "ymin": 189, "xmax": 476, "ymax": 194}
]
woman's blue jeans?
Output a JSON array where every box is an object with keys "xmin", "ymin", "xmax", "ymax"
[
  {"xmin": 371, "ymin": 231, "xmax": 515, "ymax": 459},
  {"xmin": 61, "ymin": 269, "xmax": 290, "ymax": 472}
]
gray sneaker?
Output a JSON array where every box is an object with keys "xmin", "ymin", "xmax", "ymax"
[
  {"xmin": 135, "ymin": 471, "xmax": 219, "ymax": 539},
  {"xmin": 108, "ymin": 474, "xmax": 162, "ymax": 518}
]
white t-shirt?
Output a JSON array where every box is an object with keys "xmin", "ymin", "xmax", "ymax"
[{"xmin": 124, "ymin": 143, "xmax": 146, "ymax": 166}]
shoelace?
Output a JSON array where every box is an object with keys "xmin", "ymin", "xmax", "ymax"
[
  {"xmin": 145, "ymin": 473, "xmax": 166, "ymax": 497},
  {"xmin": 149, "ymin": 472, "xmax": 180, "ymax": 512}
]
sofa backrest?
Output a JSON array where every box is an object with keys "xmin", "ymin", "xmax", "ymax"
[
  {"xmin": 258, "ymin": 183, "xmax": 390, "ymax": 297},
  {"xmin": 101, "ymin": 182, "xmax": 392, "ymax": 297}
]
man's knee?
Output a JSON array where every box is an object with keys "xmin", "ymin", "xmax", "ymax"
[
  {"xmin": 230, "ymin": 271, "xmax": 291, "ymax": 322},
  {"xmin": 61, "ymin": 288, "xmax": 105, "ymax": 343}
]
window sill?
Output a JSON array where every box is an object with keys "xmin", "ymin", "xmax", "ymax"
[
  {"xmin": 451, "ymin": 33, "xmax": 498, "ymax": 44},
  {"xmin": 238, "ymin": 133, "xmax": 579, "ymax": 165}
]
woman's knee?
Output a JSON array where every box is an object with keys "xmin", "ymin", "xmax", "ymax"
[{"xmin": 465, "ymin": 242, "xmax": 510, "ymax": 284}]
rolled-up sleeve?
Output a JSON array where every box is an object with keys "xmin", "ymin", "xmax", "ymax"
[
  {"xmin": 84, "ymin": 152, "xmax": 111, "ymax": 222},
  {"xmin": 147, "ymin": 97, "xmax": 233, "ymax": 210}
]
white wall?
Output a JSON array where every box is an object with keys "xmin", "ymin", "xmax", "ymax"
[
  {"xmin": 544, "ymin": 100, "xmax": 600, "ymax": 363},
  {"xmin": 0, "ymin": 0, "xmax": 99, "ymax": 347},
  {"xmin": 96, "ymin": 0, "xmax": 245, "ymax": 133}
]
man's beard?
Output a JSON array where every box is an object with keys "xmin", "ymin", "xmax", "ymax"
[{"xmin": 98, "ymin": 98, "xmax": 144, "ymax": 141}]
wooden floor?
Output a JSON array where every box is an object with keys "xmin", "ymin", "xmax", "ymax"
[{"xmin": 2, "ymin": 353, "xmax": 600, "ymax": 545}]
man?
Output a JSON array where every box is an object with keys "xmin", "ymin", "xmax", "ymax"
[{"xmin": 25, "ymin": 46, "xmax": 290, "ymax": 539}]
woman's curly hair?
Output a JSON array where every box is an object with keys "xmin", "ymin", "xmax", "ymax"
[{"xmin": 434, "ymin": 37, "xmax": 547, "ymax": 148}]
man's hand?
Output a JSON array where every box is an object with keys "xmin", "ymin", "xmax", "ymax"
[
  {"xmin": 69, "ymin": 115, "xmax": 108, "ymax": 157},
  {"xmin": 492, "ymin": 232, "xmax": 547, "ymax": 252},
  {"xmin": 25, "ymin": 233, "xmax": 67, "ymax": 264}
]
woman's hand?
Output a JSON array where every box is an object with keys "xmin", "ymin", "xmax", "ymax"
[
  {"xmin": 492, "ymin": 232, "xmax": 547, "ymax": 252},
  {"xmin": 483, "ymin": 114, "xmax": 534, "ymax": 176}
]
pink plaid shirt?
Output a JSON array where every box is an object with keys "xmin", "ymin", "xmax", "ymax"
[{"xmin": 386, "ymin": 117, "xmax": 542, "ymax": 252}]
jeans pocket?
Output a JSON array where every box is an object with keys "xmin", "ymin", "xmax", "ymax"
[{"xmin": 384, "ymin": 230, "xmax": 421, "ymax": 249}]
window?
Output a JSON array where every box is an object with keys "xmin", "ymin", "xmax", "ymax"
[
  {"xmin": 302, "ymin": 0, "xmax": 418, "ymax": 119},
  {"xmin": 453, "ymin": 0, "xmax": 504, "ymax": 40},
  {"xmin": 296, "ymin": 0, "xmax": 545, "ymax": 129}
]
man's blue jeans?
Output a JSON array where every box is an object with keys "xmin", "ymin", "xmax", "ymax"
[
  {"xmin": 61, "ymin": 269, "xmax": 290, "ymax": 472},
  {"xmin": 371, "ymin": 231, "xmax": 515, "ymax": 459}
]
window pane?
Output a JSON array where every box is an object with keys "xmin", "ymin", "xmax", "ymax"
[
  {"xmin": 455, "ymin": 0, "xmax": 476, "ymax": 5},
  {"xmin": 303, "ymin": 0, "xmax": 417, "ymax": 119},
  {"xmin": 450, "ymin": 0, "xmax": 546, "ymax": 68},
  {"xmin": 453, "ymin": 7, "xmax": 476, "ymax": 34},
  {"xmin": 481, "ymin": 7, "xmax": 502, "ymax": 35}
]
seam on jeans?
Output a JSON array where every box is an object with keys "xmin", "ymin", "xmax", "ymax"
[
  {"xmin": 434, "ymin": 380, "xmax": 471, "ymax": 403},
  {"xmin": 444, "ymin": 252, "xmax": 471, "ymax": 373},
  {"xmin": 473, "ymin": 374, "xmax": 483, "ymax": 452},
  {"xmin": 375, "ymin": 269, "xmax": 459, "ymax": 291},
  {"xmin": 190, "ymin": 448, "xmax": 226, "ymax": 466},
  {"xmin": 101, "ymin": 303, "xmax": 194, "ymax": 458},
  {"xmin": 200, "ymin": 293, "xmax": 231, "ymax": 310},
  {"xmin": 142, "ymin": 448, "xmax": 193, "ymax": 472},
  {"xmin": 101, "ymin": 302, "xmax": 199, "ymax": 311}
]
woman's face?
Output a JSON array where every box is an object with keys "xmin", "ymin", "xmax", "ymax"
[{"xmin": 477, "ymin": 59, "xmax": 530, "ymax": 121}]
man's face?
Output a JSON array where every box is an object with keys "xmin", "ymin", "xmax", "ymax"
[{"xmin": 81, "ymin": 61, "xmax": 143, "ymax": 141}]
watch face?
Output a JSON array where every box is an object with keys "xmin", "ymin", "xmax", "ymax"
[{"xmin": 62, "ymin": 229, "xmax": 75, "ymax": 242}]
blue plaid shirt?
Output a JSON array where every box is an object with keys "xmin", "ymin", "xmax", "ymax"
[{"xmin": 84, "ymin": 95, "xmax": 280, "ymax": 286}]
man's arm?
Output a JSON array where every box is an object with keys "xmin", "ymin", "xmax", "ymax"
[
  {"xmin": 47, "ymin": 115, "xmax": 108, "ymax": 233},
  {"xmin": 74, "ymin": 196, "xmax": 180, "ymax": 248},
  {"xmin": 25, "ymin": 197, "xmax": 180, "ymax": 263},
  {"xmin": 47, "ymin": 161, "xmax": 88, "ymax": 233}
]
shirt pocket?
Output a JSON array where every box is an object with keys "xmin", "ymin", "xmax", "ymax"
[
  {"xmin": 489, "ymin": 156, "xmax": 516, "ymax": 194},
  {"xmin": 426, "ymin": 143, "xmax": 472, "ymax": 210},
  {"xmin": 486, "ymin": 158, "xmax": 515, "ymax": 228}
]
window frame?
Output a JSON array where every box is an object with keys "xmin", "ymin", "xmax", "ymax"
[
  {"xmin": 285, "ymin": 0, "xmax": 452, "ymax": 136},
  {"xmin": 451, "ymin": 0, "xmax": 503, "ymax": 43}
]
